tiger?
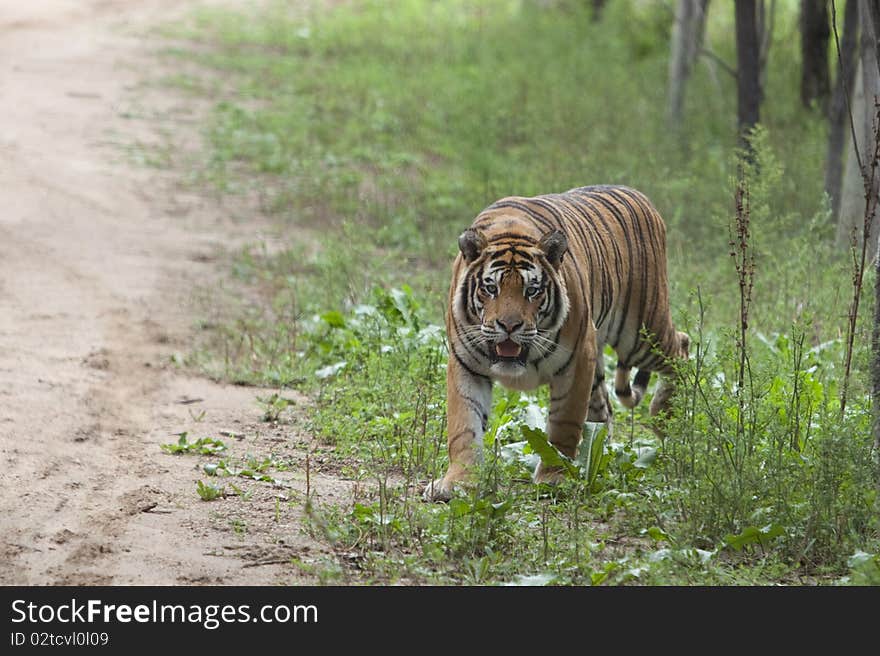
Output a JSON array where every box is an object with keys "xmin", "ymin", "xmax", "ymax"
[{"xmin": 423, "ymin": 184, "xmax": 689, "ymax": 502}]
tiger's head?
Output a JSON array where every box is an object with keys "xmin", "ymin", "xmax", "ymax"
[{"xmin": 456, "ymin": 227, "xmax": 571, "ymax": 376}]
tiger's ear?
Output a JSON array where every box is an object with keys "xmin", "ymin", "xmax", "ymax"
[
  {"xmin": 458, "ymin": 229, "xmax": 487, "ymax": 264},
  {"xmin": 538, "ymin": 229, "xmax": 568, "ymax": 268}
]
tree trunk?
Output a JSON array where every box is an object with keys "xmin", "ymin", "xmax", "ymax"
[
  {"xmin": 837, "ymin": 1, "xmax": 880, "ymax": 258},
  {"xmin": 825, "ymin": 0, "xmax": 860, "ymax": 223},
  {"xmin": 874, "ymin": 231, "xmax": 880, "ymax": 489},
  {"xmin": 865, "ymin": 1, "xmax": 880, "ymax": 77},
  {"xmin": 735, "ymin": 0, "xmax": 763, "ymax": 144},
  {"xmin": 858, "ymin": 0, "xmax": 880, "ymax": 483},
  {"xmin": 591, "ymin": 0, "xmax": 608, "ymax": 22},
  {"xmin": 667, "ymin": 0, "xmax": 711, "ymax": 128},
  {"xmin": 800, "ymin": 0, "xmax": 831, "ymax": 112}
]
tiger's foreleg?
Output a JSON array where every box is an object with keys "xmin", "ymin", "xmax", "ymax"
[
  {"xmin": 535, "ymin": 333, "xmax": 596, "ymax": 485},
  {"xmin": 586, "ymin": 349, "xmax": 613, "ymax": 438},
  {"xmin": 423, "ymin": 356, "xmax": 492, "ymax": 502}
]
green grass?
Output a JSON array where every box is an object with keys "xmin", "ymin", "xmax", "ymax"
[{"xmin": 157, "ymin": 0, "xmax": 879, "ymax": 584}]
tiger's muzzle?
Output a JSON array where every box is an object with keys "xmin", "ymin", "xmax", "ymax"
[
  {"xmin": 484, "ymin": 318, "xmax": 532, "ymax": 366},
  {"xmin": 490, "ymin": 339, "xmax": 529, "ymax": 365}
]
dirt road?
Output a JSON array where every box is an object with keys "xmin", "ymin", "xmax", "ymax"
[{"xmin": 0, "ymin": 0, "xmax": 334, "ymax": 585}]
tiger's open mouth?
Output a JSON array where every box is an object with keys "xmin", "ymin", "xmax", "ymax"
[{"xmin": 492, "ymin": 339, "xmax": 527, "ymax": 364}]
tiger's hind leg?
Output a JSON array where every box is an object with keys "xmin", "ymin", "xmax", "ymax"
[
  {"xmin": 614, "ymin": 364, "xmax": 651, "ymax": 410},
  {"xmin": 649, "ymin": 331, "xmax": 691, "ymax": 436}
]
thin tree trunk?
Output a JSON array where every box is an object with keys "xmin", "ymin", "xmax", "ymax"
[
  {"xmin": 757, "ymin": 0, "xmax": 777, "ymax": 96},
  {"xmin": 857, "ymin": 0, "xmax": 880, "ymax": 485},
  {"xmin": 801, "ymin": 0, "xmax": 831, "ymax": 112},
  {"xmin": 591, "ymin": 0, "xmax": 608, "ymax": 22},
  {"xmin": 875, "ymin": 221, "xmax": 880, "ymax": 488},
  {"xmin": 735, "ymin": 0, "xmax": 763, "ymax": 144},
  {"xmin": 838, "ymin": 57, "xmax": 867, "ymax": 246},
  {"xmin": 825, "ymin": 0, "xmax": 860, "ymax": 223},
  {"xmin": 667, "ymin": 0, "xmax": 710, "ymax": 128},
  {"xmin": 838, "ymin": 1, "xmax": 880, "ymax": 257},
  {"xmin": 865, "ymin": 1, "xmax": 880, "ymax": 77}
]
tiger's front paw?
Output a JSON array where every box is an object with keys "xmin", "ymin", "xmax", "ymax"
[
  {"xmin": 533, "ymin": 462, "xmax": 567, "ymax": 486},
  {"xmin": 422, "ymin": 477, "xmax": 455, "ymax": 503},
  {"xmin": 423, "ymin": 464, "xmax": 475, "ymax": 502}
]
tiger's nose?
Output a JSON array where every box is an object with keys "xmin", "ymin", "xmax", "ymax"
[{"xmin": 496, "ymin": 318, "xmax": 523, "ymax": 335}]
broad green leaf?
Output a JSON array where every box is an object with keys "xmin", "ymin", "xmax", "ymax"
[
  {"xmin": 521, "ymin": 426, "xmax": 578, "ymax": 477},
  {"xmin": 723, "ymin": 524, "xmax": 785, "ymax": 551},
  {"xmin": 633, "ymin": 446, "xmax": 657, "ymax": 469},
  {"xmin": 320, "ymin": 311, "xmax": 346, "ymax": 328},
  {"xmin": 575, "ymin": 424, "xmax": 608, "ymax": 485},
  {"xmin": 645, "ymin": 526, "xmax": 669, "ymax": 542},
  {"xmin": 449, "ymin": 497, "xmax": 473, "ymax": 518},
  {"xmin": 590, "ymin": 562, "xmax": 617, "ymax": 585}
]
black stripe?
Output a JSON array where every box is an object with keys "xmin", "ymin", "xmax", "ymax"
[
  {"xmin": 483, "ymin": 231, "xmax": 540, "ymax": 244},
  {"xmin": 633, "ymin": 369, "xmax": 652, "ymax": 389},
  {"xmin": 450, "ymin": 341, "xmax": 490, "ymax": 381},
  {"xmin": 581, "ymin": 190, "xmax": 635, "ymax": 350},
  {"xmin": 613, "ymin": 187, "xmax": 671, "ymax": 357},
  {"xmin": 564, "ymin": 194, "xmax": 615, "ymax": 329},
  {"xmin": 606, "ymin": 188, "xmax": 655, "ymax": 361},
  {"xmin": 483, "ymin": 199, "xmax": 556, "ymax": 231},
  {"xmin": 448, "ymin": 429, "xmax": 476, "ymax": 449},
  {"xmin": 552, "ymin": 348, "xmax": 577, "ymax": 376}
]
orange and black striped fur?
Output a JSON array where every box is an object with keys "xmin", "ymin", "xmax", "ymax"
[{"xmin": 424, "ymin": 185, "xmax": 689, "ymax": 501}]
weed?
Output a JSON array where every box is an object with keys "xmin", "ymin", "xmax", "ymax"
[
  {"xmin": 256, "ymin": 392, "xmax": 297, "ymax": 422},
  {"xmin": 197, "ymin": 480, "xmax": 225, "ymax": 501},
  {"xmin": 160, "ymin": 433, "xmax": 227, "ymax": 455}
]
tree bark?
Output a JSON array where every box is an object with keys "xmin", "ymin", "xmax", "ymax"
[
  {"xmin": 874, "ymin": 235, "xmax": 880, "ymax": 489},
  {"xmin": 825, "ymin": 0, "xmax": 860, "ymax": 223},
  {"xmin": 837, "ymin": 1, "xmax": 880, "ymax": 258},
  {"xmin": 865, "ymin": 1, "xmax": 880, "ymax": 77},
  {"xmin": 735, "ymin": 0, "xmax": 763, "ymax": 144},
  {"xmin": 863, "ymin": 0, "xmax": 880, "ymax": 488},
  {"xmin": 667, "ymin": 0, "xmax": 711, "ymax": 128},
  {"xmin": 800, "ymin": 0, "xmax": 831, "ymax": 112}
]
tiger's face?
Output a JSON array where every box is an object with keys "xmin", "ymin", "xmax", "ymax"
[{"xmin": 457, "ymin": 227, "xmax": 570, "ymax": 377}]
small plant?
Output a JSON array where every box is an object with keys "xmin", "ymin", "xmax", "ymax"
[
  {"xmin": 256, "ymin": 393, "xmax": 297, "ymax": 422},
  {"xmin": 160, "ymin": 432, "xmax": 227, "ymax": 455},
  {"xmin": 203, "ymin": 458, "xmax": 284, "ymax": 486},
  {"xmin": 196, "ymin": 480, "xmax": 225, "ymax": 501}
]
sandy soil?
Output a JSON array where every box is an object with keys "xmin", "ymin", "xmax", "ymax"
[{"xmin": 0, "ymin": 0, "xmax": 344, "ymax": 585}]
